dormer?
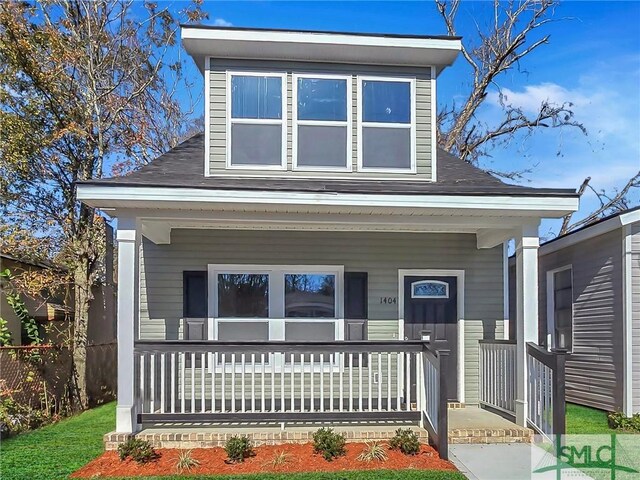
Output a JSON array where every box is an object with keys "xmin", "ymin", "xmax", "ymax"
[{"xmin": 182, "ymin": 26, "xmax": 461, "ymax": 181}]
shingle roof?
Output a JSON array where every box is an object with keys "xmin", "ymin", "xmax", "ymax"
[{"xmin": 80, "ymin": 133, "xmax": 577, "ymax": 197}]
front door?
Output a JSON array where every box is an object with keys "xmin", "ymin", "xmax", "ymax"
[{"xmin": 403, "ymin": 275, "xmax": 458, "ymax": 401}]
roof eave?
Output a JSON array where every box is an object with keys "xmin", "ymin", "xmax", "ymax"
[{"xmin": 181, "ymin": 26, "xmax": 461, "ymax": 74}]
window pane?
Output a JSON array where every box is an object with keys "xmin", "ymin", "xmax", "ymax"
[
  {"xmin": 363, "ymin": 80, "xmax": 410, "ymax": 123},
  {"xmin": 412, "ymin": 281, "xmax": 448, "ymax": 298},
  {"xmin": 218, "ymin": 274, "xmax": 269, "ymax": 318},
  {"xmin": 285, "ymin": 274, "xmax": 335, "ymax": 318},
  {"xmin": 554, "ymin": 287, "xmax": 572, "ymax": 310},
  {"xmin": 298, "ymin": 78, "xmax": 347, "ymax": 121},
  {"xmin": 231, "ymin": 76, "xmax": 282, "ymax": 119},
  {"xmin": 554, "ymin": 269, "xmax": 572, "ymax": 290},
  {"xmin": 297, "ymin": 125, "xmax": 347, "ymax": 168},
  {"xmin": 231, "ymin": 124, "xmax": 282, "ymax": 166},
  {"xmin": 362, "ymin": 127, "xmax": 411, "ymax": 169}
]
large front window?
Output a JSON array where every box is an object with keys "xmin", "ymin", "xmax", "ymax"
[
  {"xmin": 210, "ymin": 266, "xmax": 343, "ymax": 343},
  {"xmin": 228, "ymin": 73, "xmax": 286, "ymax": 168},
  {"xmin": 358, "ymin": 77, "xmax": 415, "ymax": 172},
  {"xmin": 293, "ymin": 75, "xmax": 351, "ymax": 170}
]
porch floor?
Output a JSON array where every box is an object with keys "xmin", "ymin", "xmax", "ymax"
[{"xmin": 448, "ymin": 407, "xmax": 532, "ymax": 444}]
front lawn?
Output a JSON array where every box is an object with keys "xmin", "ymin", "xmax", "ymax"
[
  {"xmin": 565, "ymin": 402, "xmax": 617, "ymax": 435},
  {"xmin": 0, "ymin": 401, "xmax": 116, "ymax": 480},
  {"xmin": 0, "ymin": 401, "xmax": 464, "ymax": 480},
  {"xmin": 106, "ymin": 473, "xmax": 466, "ymax": 480}
]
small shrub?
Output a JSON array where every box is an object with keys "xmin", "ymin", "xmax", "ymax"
[
  {"xmin": 263, "ymin": 450, "xmax": 291, "ymax": 467},
  {"xmin": 175, "ymin": 449, "xmax": 200, "ymax": 472},
  {"xmin": 389, "ymin": 428, "xmax": 420, "ymax": 455},
  {"xmin": 224, "ymin": 435, "xmax": 253, "ymax": 463},
  {"xmin": 356, "ymin": 440, "xmax": 388, "ymax": 462},
  {"xmin": 117, "ymin": 438, "xmax": 159, "ymax": 464},
  {"xmin": 312, "ymin": 427, "xmax": 346, "ymax": 461},
  {"xmin": 608, "ymin": 411, "xmax": 640, "ymax": 432}
]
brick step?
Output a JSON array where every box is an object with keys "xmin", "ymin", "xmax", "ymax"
[{"xmin": 448, "ymin": 427, "xmax": 533, "ymax": 444}]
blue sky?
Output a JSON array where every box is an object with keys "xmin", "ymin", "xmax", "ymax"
[{"xmin": 177, "ymin": 1, "xmax": 640, "ymax": 239}]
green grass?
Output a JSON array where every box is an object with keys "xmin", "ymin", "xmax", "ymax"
[
  {"xmin": 0, "ymin": 401, "xmax": 116, "ymax": 480},
  {"xmin": 107, "ymin": 472, "xmax": 466, "ymax": 480},
  {"xmin": 0, "ymin": 402, "xmax": 464, "ymax": 480},
  {"xmin": 565, "ymin": 402, "xmax": 617, "ymax": 435}
]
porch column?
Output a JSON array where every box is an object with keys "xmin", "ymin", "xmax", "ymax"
[
  {"xmin": 115, "ymin": 217, "xmax": 140, "ymax": 433},
  {"xmin": 514, "ymin": 222, "xmax": 540, "ymax": 427}
]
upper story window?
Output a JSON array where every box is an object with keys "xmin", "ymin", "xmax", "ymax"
[
  {"xmin": 227, "ymin": 72, "xmax": 287, "ymax": 169},
  {"xmin": 293, "ymin": 75, "xmax": 351, "ymax": 171},
  {"xmin": 358, "ymin": 77, "xmax": 415, "ymax": 173}
]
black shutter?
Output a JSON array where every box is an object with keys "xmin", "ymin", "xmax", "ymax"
[
  {"xmin": 344, "ymin": 272, "xmax": 368, "ymax": 341},
  {"xmin": 183, "ymin": 271, "xmax": 208, "ymax": 318}
]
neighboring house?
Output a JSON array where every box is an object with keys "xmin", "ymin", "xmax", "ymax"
[
  {"xmin": 76, "ymin": 26, "xmax": 579, "ymax": 454},
  {"xmin": 0, "ymin": 254, "xmax": 72, "ymax": 346},
  {"xmin": 0, "ymin": 226, "xmax": 118, "ymax": 406},
  {"xmin": 509, "ymin": 207, "xmax": 640, "ymax": 415}
]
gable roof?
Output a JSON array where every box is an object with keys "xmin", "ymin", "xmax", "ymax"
[{"xmin": 79, "ymin": 133, "xmax": 576, "ymax": 197}]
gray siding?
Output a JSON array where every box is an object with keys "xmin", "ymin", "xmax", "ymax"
[
  {"xmin": 208, "ymin": 59, "xmax": 432, "ymax": 179},
  {"xmin": 539, "ymin": 229, "xmax": 624, "ymax": 412},
  {"xmin": 139, "ymin": 229, "xmax": 504, "ymax": 404},
  {"xmin": 631, "ymin": 222, "xmax": 640, "ymax": 413}
]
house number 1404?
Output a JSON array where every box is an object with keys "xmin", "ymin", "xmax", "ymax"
[{"xmin": 380, "ymin": 297, "xmax": 397, "ymax": 304}]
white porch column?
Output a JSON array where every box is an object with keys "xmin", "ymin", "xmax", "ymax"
[
  {"xmin": 515, "ymin": 222, "xmax": 540, "ymax": 426},
  {"xmin": 116, "ymin": 217, "xmax": 140, "ymax": 433}
]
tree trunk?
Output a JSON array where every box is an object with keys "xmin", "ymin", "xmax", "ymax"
[{"xmin": 72, "ymin": 259, "xmax": 92, "ymax": 410}]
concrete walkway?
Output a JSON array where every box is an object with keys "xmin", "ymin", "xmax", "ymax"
[{"xmin": 449, "ymin": 443, "xmax": 594, "ymax": 480}]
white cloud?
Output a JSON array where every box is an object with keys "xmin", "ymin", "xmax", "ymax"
[{"xmin": 213, "ymin": 18, "xmax": 233, "ymax": 27}]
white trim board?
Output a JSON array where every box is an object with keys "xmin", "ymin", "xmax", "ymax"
[
  {"xmin": 78, "ymin": 185, "xmax": 579, "ymax": 215},
  {"xmin": 540, "ymin": 209, "xmax": 640, "ymax": 256},
  {"xmin": 398, "ymin": 268, "xmax": 465, "ymax": 403},
  {"xmin": 622, "ymin": 224, "xmax": 633, "ymax": 416}
]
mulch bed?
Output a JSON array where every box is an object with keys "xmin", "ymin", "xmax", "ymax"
[{"xmin": 71, "ymin": 443, "xmax": 457, "ymax": 478}]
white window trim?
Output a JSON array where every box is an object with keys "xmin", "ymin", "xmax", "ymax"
[
  {"xmin": 410, "ymin": 279, "xmax": 449, "ymax": 299},
  {"xmin": 546, "ymin": 264, "xmax": 574, "ymax": 353},
  {"xmin": 207, "ymin": 264, "xmax": 345, "ymax": 343},
  {"xmin": 225, "ymin": 71, "xmax": 287, "ymax": 171},
  {"xmin": 357, "ymin": 75, "xmax": 417, "ymax": 174},
  {"xmin": 292, "ymin": 73, "xmax": 353, "ymax": 172}
]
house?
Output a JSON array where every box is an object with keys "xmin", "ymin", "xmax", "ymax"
[
  {"xmin": 76, "ymin": 26, "xmax": 580, "ymax": 456},
  {"xmin": 509, "ymin": 207, "xmax": 640, "ymax": 416},
  {"xmin": 0, "ymin": 229, "xmax": 117, "ymax": 407}
]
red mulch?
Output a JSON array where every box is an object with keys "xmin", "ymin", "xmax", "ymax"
[{"xmin": 71, "ymin": 442, "xmax": 457, "ymax": 478}]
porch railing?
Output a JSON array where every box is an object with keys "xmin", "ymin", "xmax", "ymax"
[
  {"xmin": 479, "ymin": 340, "xmax": 517, "ymax": 415},
  {"xmin": 526, "ymin": 342, "xmax": 566, "ymax": 440},
  {"xmin": 134, "ymin": 340, "xmax": 448, "ymax": 459},
  {"xmin": 479, "ymin": 340, "xmax": 566, "ymax": 440}
]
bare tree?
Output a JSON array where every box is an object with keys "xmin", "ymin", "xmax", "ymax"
[
  {"xmin": 435, "ymin": 0, "xmax": 586, "ymax": 178},
  {"xmin": 559, "ymin": 172, "xmax": 640, "ymax": 235}
]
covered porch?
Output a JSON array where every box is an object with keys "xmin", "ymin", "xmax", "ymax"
[{"xmin": 78, "ymin": 185, "xmax": 578, "ymax": 458}]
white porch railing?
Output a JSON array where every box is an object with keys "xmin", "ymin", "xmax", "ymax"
[
  {"xmin": 134, "ymin": 340, "xmax": 450, "ymax": 459},
  {"xmin": 479, "ymin": 340, "xmax": 517, "ymax": 415},
  {"xmin": 479, "ymin": 340, "xmax": 566, "ymax": 440}
]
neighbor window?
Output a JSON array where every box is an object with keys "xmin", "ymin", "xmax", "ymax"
[
  {"xmin": 294, "ymin": 76, "xmax": 350, "ymax": 170},
  {"xmin": 548, "ymin": 267, "xmax": 573, "ymax": 351},
  {"xmin": 359, "ymin": 78, "xmax": 414, "ymax": 171},
  {"xmin": 228, "ymin": 73, "xmax": 286, "ymax": 168}
]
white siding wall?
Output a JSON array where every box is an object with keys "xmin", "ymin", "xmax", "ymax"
[{"xmin": 138, "ymin": 229, "xmax": 504, "ymax": 404}]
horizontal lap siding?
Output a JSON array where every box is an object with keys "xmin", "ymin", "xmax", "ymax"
[
  {"xmin": 139, "ymin": 229, "xmax": 504, "ymax": 404},
  {"xmin": 209, "ymin": 59, "xmax": 432, "ymax": 179},
  {"xmin": 631, "ymin": 223, "xmax": 640, "ymax": 413},
  {"xmin": 539, "ymin": 229, "xmax": 624, "ymax": 411}
]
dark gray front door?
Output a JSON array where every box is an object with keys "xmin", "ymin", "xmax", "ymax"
[{"xmin": 404, "ymin": 275, "xmax": 458, "ymax": 401}]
